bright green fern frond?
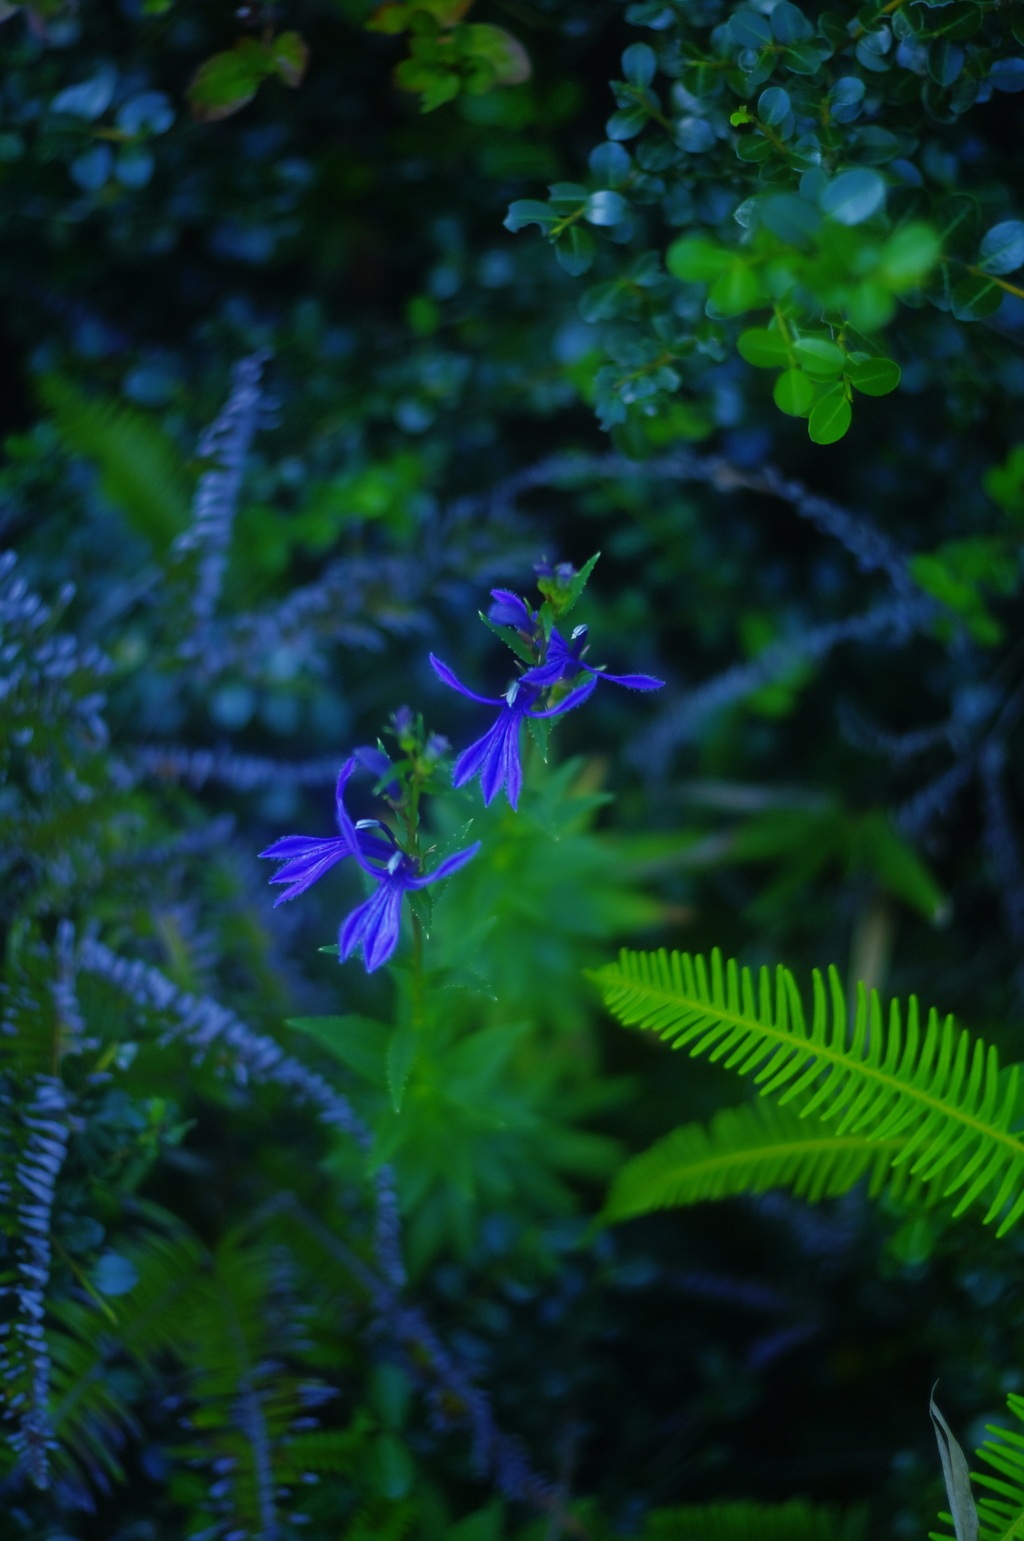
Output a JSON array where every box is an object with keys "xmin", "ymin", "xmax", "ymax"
[
  {"xmin": 645, "ymin": 1498, "xmax": 868, "ymax": 1541},
  {"xmin": 931, "ymin": 1392, "xmax": 1024, "ymax": 1541},
  {"xmin": 604, "ymin": 1100, "xmax": 912, "ymax": 1222},
  {"xmin": 594, "ymin": 949, "xmax": 1024, "ymax": 1234}
]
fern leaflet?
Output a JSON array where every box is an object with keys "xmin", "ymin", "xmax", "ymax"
[
  {"xmin": 931, "ymin": 1393, "xmax": 1024, "ymax": 1541},
  {"xmin": 604, "ymin": 1100, "xmax": 911, "ymax": 1221},
  {"xmin": 644, "ymin": 1499, "xmax": 867, "ymax": 1541},
  {"xmin": 40, "ymin": 374, "xmax": 192, "ymax": 551},
  {"xmin": 594, "ymin": 949, "xmax": 1024, "ymax": 1233}
]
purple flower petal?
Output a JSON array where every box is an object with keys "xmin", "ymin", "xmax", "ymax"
[
  {"xmin": 408, "ymin": 841, "xmax": 481, "ymax": 888},
  {"xmin": 430, "ymin": 653, "xmax": 504, "ymax": 707},
  {"xmin": 521, "ymin": 630, "xmax": 573, "ymax": 687},
  {"xmin": 339, "ymin": 878, "xmax": 405, "ymax": 973},
  {"xmin": 259, "ymin": 833, "xmax": 348, "ymax": 861},
  {"xmin": 487, "ymin": 589, "xmax": 533, "ymax": 629},
  {"xmin": 265, "ymin": 840, "xmax": 353, "ymax": 905},
  {"xmin": 452, "ymin": 708, "xmax": 525, "ymax": 808},
  {"xmin": 589, "ymin": 669, "xmax": 664, "ymax": 690},
  {"xmin": 332, "ymin": 758, "xmax": 385, "ymax": 877},
  {"xmin": 451, "ymin": 713, "xmax": 504, "ymax": 790},
  {"xmin": 527, "ymin": 675, "xmax": 598, "ymax": 719}
]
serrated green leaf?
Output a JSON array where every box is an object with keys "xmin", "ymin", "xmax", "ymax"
[
  {"xmin": 287, "ymin": 1015, "xmax": 387, "ymax": 1086},
  {"xmin": 478, "ymin": 611, "xmax": 535, "ymax": 664},
  {"xmin": 386, "ymin": 1025, "xmax": 418, "ymax": 1113},
  {"xmin": 528, "ymin": 714, "xmax": 551, "ymax": 761},
  {"xmin": 561, "ymin": 550, "xmax": 601, "ymax": 616}
]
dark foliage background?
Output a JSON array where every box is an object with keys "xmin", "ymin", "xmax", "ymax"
[{"xmin": 2, "ymin": 0, "xmax": 1024, "ymax": 1538}]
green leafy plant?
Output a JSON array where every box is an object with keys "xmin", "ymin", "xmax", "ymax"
[
  {"xmin": 594, "ymin": 948, "xmax": 1024, "ymax": 1234},
  {"xmin": 367, "ymin": 0, "xmax": 530, "ymax": 111},
  {"xmin": 187, "ymin": 30, "xmax": 309, "ymax": 123}
]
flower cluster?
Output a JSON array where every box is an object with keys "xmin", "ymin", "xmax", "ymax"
[{"xmin": 260, "ymin": 561, "xmax": 662, "ymax": 972}]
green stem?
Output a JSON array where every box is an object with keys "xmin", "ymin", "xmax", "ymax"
[
  {"xmin": 965, "ymin": 264, "xmax": 1024, "ymax": 301},
  {"xmin": 411, "ymin": 914, "xmax": 425, "ymax": 1029}
]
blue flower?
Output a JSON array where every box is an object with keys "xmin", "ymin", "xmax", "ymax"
[
  {"xmin": 260, "ymin": 757, "xmax": 480, "ymax": 971},
  {"xmin": 521, "ymin": 623, "xmax": 664, "ymax": 694},
  {"xmin": 431, "ymin": 606, "xmax": 663, "ymax": 809}
]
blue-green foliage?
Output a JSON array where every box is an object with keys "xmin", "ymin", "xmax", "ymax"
[{"xmin": 2, "ymin": 0, "xmax": 1024, "ymax": 1536}]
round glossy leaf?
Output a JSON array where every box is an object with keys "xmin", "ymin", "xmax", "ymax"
[
  {"xmin": 675, "ymin": 116, "xmax": 716, "ymax": 153},
  {"xmin": 847, "ymin": 356, "xmax": 901, "ymax": 395},
  {"xmin": 978, "ymin": 220, "xmax": 1024, "ymax": 276},
  {"xmin": 934, "ymin": 4, "xmax": 983, "ymax": 41},
  {"xmin": 760, "ymin": 192, "xmax": 822, "ymax": 245},
  {"xmin": 666, "ymin": 237, "xmax": 732, "ymax": 282},
  {"xmin": 951, "ymin": 273, "xmax": 1003, "ymax": 321},
  {"xmin": 622, "ymin": 42, "xmax": 657, "ymax": 85},
  {"xmin": 637, "ymin": 135, "xmax": 684, "ymax": 171},
  {"xmin": 773, "ymin": 368, "xmax": 814, "ymax": 416},
  {"xmin": 757, "ymin": 86, "xmax": 791, "ymax": 126},
  {"xmin": 829, "ymin": 75, "xmax": 866, "ymax": 122},
  {"xmin": 116, "ymin": 90, "xmax": 175, "ymax": 136},
  {"xmin": 708, "ymin": 263, "xmax": 762, "ymax": 316},
  {"xmin": 850, "ymin": 126, "xmax": 904, "ymax": 163},
  {"xmin": 606, "ymin": 105, "xmax": 650, "ymax": 140},
  {"xmin": 554, "ymin": 226, "xmax": 595, "ymax": 276},
  {"xmin": 626, "ymin": 1, "xmax": 676, "ymax": 24},
  {"xmin": 928, "ymin": 39, "xmax": 964, "ymax": 85},
  {"xmin": 116, "ymin": 148, "xmax": 154, "ymax": 188},
  {"xmin": 727, "ymin": 10, "xmax": 773, "ymax": 48},
  {"xmin": 990, "ymin": 57, "xmax": 1024, "ymax": 92},
  {"xmin": 736, "ymin": 135, "xmax": 774, "ymax": 163},
  {"xmin": 820, "ymin": 167, "xmax": 886, "ymax": 225},
  {"xmin": 589, "ymin": 141, "xmax": 632, "ymax": 187},
  {"xmin": 793, "ymin": 336, "xmax": 845, "ymax": 375},
  {"xmin": 51, "ymin": 64, "xmax": 118, "ymax": 120},
  {"xmin": 69, "ymin": 144, "xmax": 114, "ymax": 192},
  {"xmin": 856, "ymin": 32, "xmax": 891, "ymax": 71},
  {"xmin": 808, "ymin": 386, "xmax": 852, "ymax": 443},
  {"xmin": 663, "ymin": 184, "xmax": 695, "ymax": 225},
  {"xmin": 585, "ymin": 189, "xmax": 629, "ymax": 226},
  {"xmin": 933, "ymin": 193, "xmax": 978, "ymax": 257},
  {"xmin": 93, "ymin": 1251, "xmax": 140, "ymax": 1296},
  {"xmin": 879, "ymin": 222, "xmax": 941, "ymax": 288},
  {"xmin": 737, "ymin": 328, "xmax": 791, "ymax": 367},
  {"xmin": 770, "ymin": 0, "xmax": 814, "ymax": 43},
  {"xmin": 783, "ymin": 42, "xmax": 827, "ymax": 73}
]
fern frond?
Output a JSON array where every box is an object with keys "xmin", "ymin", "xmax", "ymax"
[
  {"xmin": 931, "ymin": 1393, "xmax": 1024, "ymax": 1541},
  {"xmin": 604, "ymin": 1100, "xmax": 912, "ymax": 1221},
  {"xmin": 645, "ymin": 1498, "xmax": 867, "ymax": 1541},
  {"xmin": 595, "ymin": 949, "xmax": 1024, "ymax": 1234},
  {"xmin": 40, "ymin": 374, "xmax": 192, "ymax": 552},
  {"xmin": 344, "ymin": 1497, "xmax": 417, "ymax": 1541}
]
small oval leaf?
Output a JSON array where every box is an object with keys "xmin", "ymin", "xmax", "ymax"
[
  {"xmin": 978, "ymin": 220, "xmax": 1024, "ymax": 276},
  {"xmin": 820, "ymin": 168, "xmax": 886, "ymax": 226},
  {"xmin": 847, "ymin": 356, "xmax": 901, "ymax": 395},
  {"xmin": 808, "ymin": 386, "xmax": 852, "ymax": 444},
  {"xmin": 738, "ymin": 328, "xmax": 791, "ymax": 367},
  {"xmin": 773, "ymin": 368, "xmax": 814, "ymax": 417},
  {"xmin": 793, "ymin": 337, "xmax": 845, "ymax": 375}
]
